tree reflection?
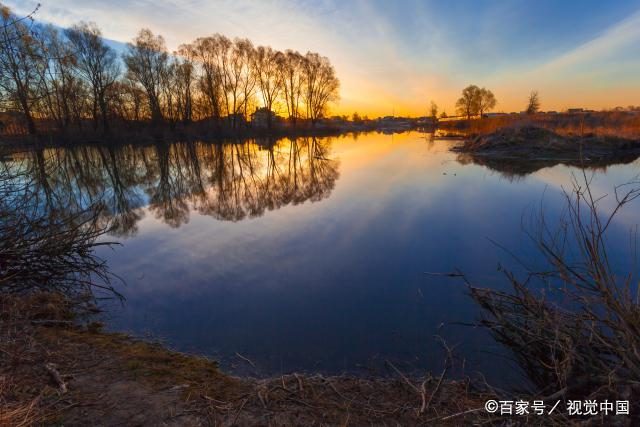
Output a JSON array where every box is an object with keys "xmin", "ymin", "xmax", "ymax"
[
  {"xmin": 5, "ymin": 137, "xmax": 340, "ymax": 235},
  {"xmin": 456, "ymin": 152, "xmax": 640, "ymax": 181}
]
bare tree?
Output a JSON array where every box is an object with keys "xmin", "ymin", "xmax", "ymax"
[
  {"xmin": 124, "ymin": 29, "xmax": 169, "ymax": 124},
  {"xmin": 455, "ymin": 85, "xmax": 480, "ymax": 120},
  {"xmin": 429, "ymin": 101, "xmax": 438, "ymax": 120},
  {"xmin": 253, "ymin": 46, "xmax": 281, "ymax": 129},
  {"xmin": 236, "ymin": 38, "xmax": 256, "ymax": 123},
  {"xmin": 477, "ymin": 87, "xmax": 496, "ymax": 118},
  {"xmin": 302, "ymin": 52, "xmax": 339, "ymax": 125},
  {"xmin": 526, "ymin": 90, "xmax": 540, "ymax": 115},
  {"xmin": 66, "ymin": 22, "xmax": 120, "ymax": 133},
  {"xmin": 208, "ymin": 35, "xmax": 233, "ymax": 120},
  {"xmin": 38, "ymin": 25, "xmax": 78, "ymax": 131},
  {"xmin": 223, "ymin": 38, "xmax": 249, "ymax": 128},
  {"xmin": 279, "ymin": 50, "xmax": 304, "ymax": 126},
  {"xmin": 0, "ymin": 5, "xmax": 44, "ymax": 134},
  {"xmin": 180, "ymin": 36, "xmax": 223, "ymax": 123},
  {"xmin": 173, "ymin": 58, "xmax": 194, "ymax": 124}
]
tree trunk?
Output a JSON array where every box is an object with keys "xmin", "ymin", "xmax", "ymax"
[
  {"xmin": 18, "ymin": 95, "xmax": 37, "ymax": 135},
  {"xmin": 99, "ymin": 94, "xmax": 110, "ymax": 134}
]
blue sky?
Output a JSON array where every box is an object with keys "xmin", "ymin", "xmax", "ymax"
[{"xmin": 7, "ymin": 0, "xmax": 640, "ymax": 116}]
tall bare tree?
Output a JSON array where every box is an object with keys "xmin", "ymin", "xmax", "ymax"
[
  {"xmin": 124, "ymin": 29, "xmax": 169, "ymax": 124},
  {"xmin": 236, "ymin": 38, "xmax": 256, "ymax": 123},
  {"xmin": 302, "ymin": 52, "xmax": 339, "ymax": 125},
  {"xmin": 180, "ymin": 36, "xmax": 223, "ymax": 122},
  {"xmin": 173, "ymin": 58, "xmax": 194, "ymax": 124},
  {"xmin": 279, "ymin": 50, "xmax": 304, "ymax": 126},
  {"xmin": 253, "ymin": 46, "xmax": 281, "ymax": 128},
  {"xmin": 66, "ymin": 22, "xmax": 120, "ymax": 133},
  {"xmin": 39, "ymin": 25, "xmax": 77, "ymax": 130},
  {"xmin": 477, "ymin": 88, "xmax": 496, "ymax": 118},
  {"xmin": 0, "ymin": 5, "xmax": 44, "ymax": 134},
  {"xmin": 455, "ymin": 85, "xmax": 480, "ymax": 120}
]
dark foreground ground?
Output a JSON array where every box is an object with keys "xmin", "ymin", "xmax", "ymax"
[{"xmin": 1, "ymin": 294, "xmax": 496, "ymax": 426}]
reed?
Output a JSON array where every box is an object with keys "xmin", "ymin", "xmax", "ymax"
[
  {"xmin": 467, "ymin": 171, "xmax": 640, "ymax": 409},
  {"xmin": 439, "ymin": 112, "xmax": 640, "ymax": 140},
  {"xmin": 0, "ymin": 149, "xmax": 121, "ymax": 304}
]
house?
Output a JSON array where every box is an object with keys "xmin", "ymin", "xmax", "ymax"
[
  {"xmin": 568, "ymin": 108, "xmax": 585, "ymax": 113},
  {"xmin": 250, "ymin": 107, "xmax": 277, "ymax": 128}
]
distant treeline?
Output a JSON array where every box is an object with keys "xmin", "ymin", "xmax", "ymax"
[{"xmin": 0, "ymin": 4, "xmax": 340, "ymax": 137}]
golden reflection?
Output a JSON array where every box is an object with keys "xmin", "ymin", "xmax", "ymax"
[{"xmin": 13, "ymin": 137, "xmax": 339, "ymax": 236}]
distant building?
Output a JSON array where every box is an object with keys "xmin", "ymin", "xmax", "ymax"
[
  {"xmin": 483, "ymin": 112, "xmax": 508, "ymax": 118},
  {"xmin": 250, "ymin": 107, "xmax": 277, "ymax": 128},
  {"xmin": 568, "ymin": 108, "xmax": 585, "ymax": 113}
]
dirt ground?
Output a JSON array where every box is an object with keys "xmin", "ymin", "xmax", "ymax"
[{"xmin": 1, "ymin": 294, "xmax": 497, "ymax": 426}]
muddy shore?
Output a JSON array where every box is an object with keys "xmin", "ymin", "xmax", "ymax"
[{"xmin": 1, "ymin": 293, "xmax": 495, "ymax": 426}]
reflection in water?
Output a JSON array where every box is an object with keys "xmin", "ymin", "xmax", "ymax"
[
  {"xmin": 7, "ymin": 132, "xmax": 640, "ymax": 380},
  {"xmin": 9, "ymin": 138, "xmax": 339, "ymax": 236},
  {"xmin": 456, "ymin": 151, "xmax": 640, "ymax": 179}
]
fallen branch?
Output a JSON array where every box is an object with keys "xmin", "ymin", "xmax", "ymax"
[{"xmin": 44, "ymin": 363, "xmax": 67, "ymax": 394}]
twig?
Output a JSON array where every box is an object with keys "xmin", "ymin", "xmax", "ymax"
[{"xmin": 44, "ymin": 363, "xmax": 67, "ymax": 394}]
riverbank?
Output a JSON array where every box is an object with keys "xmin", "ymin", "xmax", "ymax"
[
  {"xmin": 453, "ymin": 125, "xmax": 640, "ymax": 160},
  {"xmin": 1, "ymin": 293, "xmax": 493, "ymax": 426},
  {"xmin": 0, "ymin": 119, "xmax": 426, "ymax": 150}
]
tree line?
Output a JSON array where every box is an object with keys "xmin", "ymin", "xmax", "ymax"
[{"xmin": 0, "ymin": 4, "xmax": 340, "ymax": 136}]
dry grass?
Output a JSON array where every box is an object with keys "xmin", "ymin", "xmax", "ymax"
[
  {"xmin": 439, "ymin": 112, "xmax": 640, "ymax": 140},
  {"xmin": 456, "ymin": 173, "xmax": 640, "ymax": 425},
  {"xmin": 0, "ymin": 377, "xmax": 40, "ymax": 427},
  {"xmin": 0, "ymin": 148, "xmax": 121, "ymax": 308}
]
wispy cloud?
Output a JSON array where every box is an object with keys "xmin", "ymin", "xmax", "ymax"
[{"xmin": 536, "ymin": 11, "xmax": 640, "ymax": 74}]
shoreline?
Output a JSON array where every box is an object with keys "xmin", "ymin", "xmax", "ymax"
[
  {"xmin": 0, "ymin": 123, "xmax": 431, "ymax": 151},
  {"xmin": 1, "ymin": 293, "xmax": 492, "ymax": 425}
]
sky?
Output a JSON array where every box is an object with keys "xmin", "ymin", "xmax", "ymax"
[{"xmin": 6, "ymin": 0, "xmax": 640, "ymax": 117}]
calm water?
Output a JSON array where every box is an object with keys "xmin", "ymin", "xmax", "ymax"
[{"xmin": 6, "ymin": 131, "xmax": 640, "ymax": 381}]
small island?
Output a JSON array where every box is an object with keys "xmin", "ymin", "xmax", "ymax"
[{"xmin": 453, "ymin": 125, "xmax": 640, "ymax": 160}]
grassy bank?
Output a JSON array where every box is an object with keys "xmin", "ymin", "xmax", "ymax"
[
  {"xmin": 438, "ymin": 111, "xmax": 640, "ymax": 140},
  {"xmin": 454, "ymin": 125, "xmax": 640, "ymax": 157},
  {"xmin": 447, "ymin": 114, "xmax": 640, "ymax": 175}
]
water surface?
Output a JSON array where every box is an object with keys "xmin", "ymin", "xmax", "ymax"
[{"xmin": 7, "ymin": 131, "xmax": 639, "ymax": 381}]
